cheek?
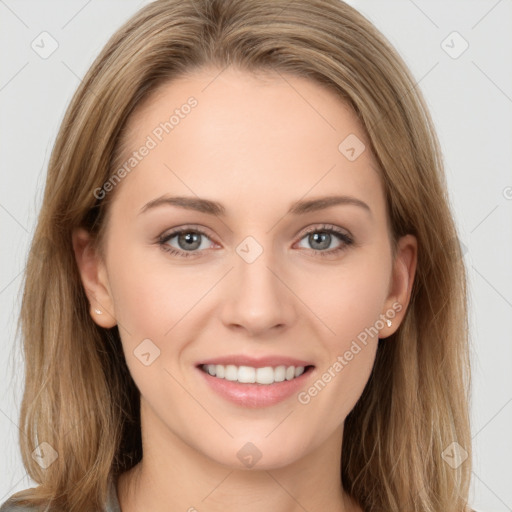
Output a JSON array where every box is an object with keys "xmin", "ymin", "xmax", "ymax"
[
  {"xmin": 105, "ymin": 246, "xmax": 221, "ymax": 389},
  {"xmin": 296, "ymin": 251, "xmax": 389, "ymax": 409},
  {"xmin": 304, "ymin": 255, "xmax": 390, "ymax": 346},
  {"xmin": 106, "ymin": 252, "xmax": 196, "ymax": 401},
  {"xmin": 106, "ymin": 246, "xmax": 204, "ymax": 339},
  {"xmin": 297, "ymin": 272, "xmax": 383, "ymax": 428}
]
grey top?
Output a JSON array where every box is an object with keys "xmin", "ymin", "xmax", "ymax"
[{"xmin": 0, "ymin": 477, "xmax": 120, "ymax": 512}]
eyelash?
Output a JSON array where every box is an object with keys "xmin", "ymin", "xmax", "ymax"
[{"xmin": 157, "ymin": 224, "xmax": 354, "ymax": 259}]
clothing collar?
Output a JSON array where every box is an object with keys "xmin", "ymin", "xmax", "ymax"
[{"xmin": 107, "ymin": 475, "xmax": 121, "ymax": 512}]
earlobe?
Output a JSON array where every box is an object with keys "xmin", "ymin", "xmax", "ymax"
[
  {"xmin": 379, "ymin": 234, "xmax": 418, "ymax": 338},
  {"xmin": 72, "ymin": 227, "xmax": 117, "ymax": 328}
]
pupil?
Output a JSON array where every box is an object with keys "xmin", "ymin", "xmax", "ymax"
[
  {"xmin": 179, "ymin": 232, "xmax": 201, "ymax": 250},
  {"xmin": 311, "ymin": 232, "xmax": 330, "ymax": 250}
]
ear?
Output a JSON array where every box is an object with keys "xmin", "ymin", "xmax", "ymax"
[
  {"xmin": 72, "ymin": 227, "xmax": 117, "ymax": 328},
  {"xmin": 379, "ymin": 234, "xmax": 417, "ymax": 338}
]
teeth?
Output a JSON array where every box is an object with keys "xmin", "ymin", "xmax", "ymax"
[
  {"xmin": 274, "ymin": 365, "xmax": 286, "ymax": 382},
  {"xmin": 202, "ymin": 364, "xmax": 306, "ymax": 385},
  {"xmin": 225, "ymin": 364, "xmax": 238, "ymax": 381},
  {"xmin": 215, "ymin": 364, "xmax": 225, "ymax": 378}
]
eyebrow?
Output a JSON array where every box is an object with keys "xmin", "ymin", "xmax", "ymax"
[{"xmin": 139, "ymin": 194, "xmax": 372, "ymax": 217}]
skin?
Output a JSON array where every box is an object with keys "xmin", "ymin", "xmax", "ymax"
[{"xmin": 73, "ymin": 66, "xmax": 417, "ymax": 512}]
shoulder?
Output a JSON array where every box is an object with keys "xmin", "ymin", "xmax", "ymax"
[
  {"xmin": 0, "ymin": 478, "xmax": 120, "ymax": 512},
  {"xmin": 0, "ymin": 500, "xmax": 39, "ymax": 512},
  {"xmin": 0, "ymin": 487, "xmax": 42, "ymax": 512}
]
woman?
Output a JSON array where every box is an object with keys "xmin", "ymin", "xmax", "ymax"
[{"xmin": 0, "ymin": 0, "xmax": 473, "ymax": 511}]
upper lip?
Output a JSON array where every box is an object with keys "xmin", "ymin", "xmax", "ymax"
[{"xmin": 196, "ymin": 355, "xmax": 314, "ymax": 368}]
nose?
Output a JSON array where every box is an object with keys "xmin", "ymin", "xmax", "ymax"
[{"xmin": 220, "ymin": 246, "xmax": 297, "ymax": 337}]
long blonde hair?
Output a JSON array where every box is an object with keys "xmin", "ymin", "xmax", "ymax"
[{"xmin": 10, "ymin": 1, "xmax": 472, "ymax": 510}]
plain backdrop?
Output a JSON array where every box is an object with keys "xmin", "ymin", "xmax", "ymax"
[{"xmin": 1, "ymin": 1, "xmax": 511, "ymax": 510}]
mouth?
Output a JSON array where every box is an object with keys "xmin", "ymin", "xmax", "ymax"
[
  {"xmin": 195, "ymin": 358, "xmax": 316, "ymax": 408},
  {"xmin": 198, "ymin": 363, "xmax": 315, "ymax": 385}
]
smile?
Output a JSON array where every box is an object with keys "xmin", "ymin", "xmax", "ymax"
[
  {"xmin": 196, "ymin": 360, "xmax": 315, "ymax": 408},
  {"xmin": 200, "ymin": 364, "xmax": 310, "ymax": 385}
]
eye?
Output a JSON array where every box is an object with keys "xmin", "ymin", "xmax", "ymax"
[
  {"xmin": 158, "ymin": 226, "xmax": 216, "ymax": 258},
  {"xmin": 157, "ymin": 223, "xmax": 354, "ymax": 259},
  {"xmin": 296, "ymin": 224, "xmax": 354, "ymax": 257}
]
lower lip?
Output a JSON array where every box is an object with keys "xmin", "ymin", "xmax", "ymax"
[{"xmin": 197, "ymin": 366, "xmax": 314, "ymax": 408}]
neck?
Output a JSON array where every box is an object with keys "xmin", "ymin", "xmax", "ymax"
[{"xmin": 117, "ymin": 401, "xmax": 360, "ymax": 512}]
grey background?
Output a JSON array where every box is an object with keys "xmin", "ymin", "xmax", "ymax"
[{"xmin": 1, "ymin": 0, "xmax": 511, "ymax": 510}]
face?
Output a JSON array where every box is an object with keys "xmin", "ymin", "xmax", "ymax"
[{"xmin": 75, "ymin": 66, "xmax": 416, "ymax": 471}]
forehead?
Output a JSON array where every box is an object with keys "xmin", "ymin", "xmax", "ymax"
[{"xmin": 113, "ymin": 66, "xmax": 385, "ymax": 220}]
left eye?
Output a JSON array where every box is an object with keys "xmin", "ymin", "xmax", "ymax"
[
  {"xmin": 298, "ymin": 232, "xmax": 337, "ymax": 251},
  {"xmin": 296, "ymin": 227, "xmax": 353, "ymax": 253},
  {"xmin": 160, "ymin": 229, "xmax": 214, "ymax": 254}
]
